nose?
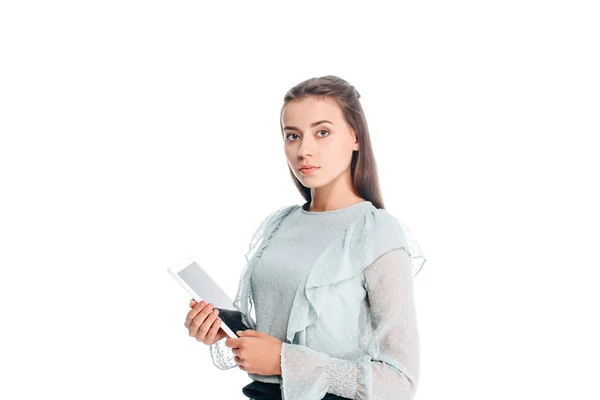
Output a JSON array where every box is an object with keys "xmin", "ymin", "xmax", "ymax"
[
  {"xmin": 297, "ymin": 138, "xmax": 314, "ymax": 158},
  {"xmin": 298, "ymin": 149, "xmax": 312, "ymax": 158}
]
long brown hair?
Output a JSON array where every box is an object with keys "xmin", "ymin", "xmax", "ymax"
[{"xmin": 280, "ymin": 75, "xmax": 386, "ymax": 209}]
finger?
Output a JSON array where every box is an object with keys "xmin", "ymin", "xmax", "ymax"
[
  {"xmin": 189, "ymin": 303, "xmax": 212, "ymax": 336},
  {"xmin": 189, "ymin": 303, "xmax": 215, "ymax": 338},
  {"xmin": 204, "ymin": 313, "xmax": 222, "ymax": 344},
  {"xmin": 185, "ymin": 301, "xmax": 208, "ymax": 329},
  {"xmin": 194, "ymin": 307, "xmax": 219, "ymax": 341},
  {"xmin": 186, "ymin": 301, "xmax": 206, "ymax": 329},
  {"xmin": 225, "ymin": 337, "xmax": 242, "ymax": 349},
  {"xmin": 236, "ymin": 357, "xmax": 245, "ymax": 371},
  {"xmin": 204, "ymin": 310, "xmax": 221, "ymax": 344}
]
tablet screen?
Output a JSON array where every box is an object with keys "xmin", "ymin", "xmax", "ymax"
[{"xmin": 177, "ymin": 260, "xmax": 235, "ymax": 311}]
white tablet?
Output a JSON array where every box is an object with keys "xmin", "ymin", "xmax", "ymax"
[{"xmin": 168, "ymin": 254, "xmax": 239, "ymax": 339}]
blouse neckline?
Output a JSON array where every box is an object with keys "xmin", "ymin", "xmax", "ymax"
[{"xmin": 300, "ymin": 200, "xmax": 373, "ymax": 215}]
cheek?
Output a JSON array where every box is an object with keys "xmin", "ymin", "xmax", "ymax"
[
  {"xmin": 285, "ymin": 147, "xmax": 295, "ymax": 161},
  {"xmin": 329, "ymin": 143, "xmax": 351, "ymax": 161}
]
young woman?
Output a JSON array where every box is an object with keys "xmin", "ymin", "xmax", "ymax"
[{"xmin": 184, "ymin": 75, "xmax": 426, "ymax": 400}]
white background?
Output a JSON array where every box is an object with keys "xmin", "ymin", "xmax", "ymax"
[{"xmin": 1, "ymin": 1, "xmax": 598, "ymax": 399}]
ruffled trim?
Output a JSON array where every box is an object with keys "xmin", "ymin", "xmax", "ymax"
[
  {"xmin": 232, "ymin": 204, "xmax": 297, "ymax": 331},
  {"xmin": 398, "ymin": 218, "xmax": 427, "ymax": 277},
  {"xmin": 209, "ymin": 337, "xmax": 237, "ymax": 370},
  {"xmin": 286, "ymin": 207, "xmax": 427, "ymax": 344}
]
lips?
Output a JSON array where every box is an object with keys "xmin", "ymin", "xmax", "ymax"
[{"xmin": 299, "ymin": 166, "xmax": 320, "ymax": 176}]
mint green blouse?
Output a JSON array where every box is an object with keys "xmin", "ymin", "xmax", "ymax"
[{"xmin": 210, "ymin": 201, "xmax": 426, "ymax": 400}]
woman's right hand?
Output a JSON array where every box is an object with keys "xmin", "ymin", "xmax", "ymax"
[{"xmin": 184, "ymin": 299, "xmax": 227, "ymax": 345}]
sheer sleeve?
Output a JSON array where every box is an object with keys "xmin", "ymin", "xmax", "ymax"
[
  {"xmin": 209, "ymin": 309, "xmax": 249, "ymax": 370},
  {"xmin": 210, "ymin": 336, "xmax": 237, "ymax": 370},
  {"xmin": 280, "ymin": 247, "xmax": 419, "ymax": 399}
]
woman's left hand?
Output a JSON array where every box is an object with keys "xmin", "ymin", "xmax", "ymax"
[{"xmin": 225, "ymin": 330, "xmax": 283, "ymax": 376}]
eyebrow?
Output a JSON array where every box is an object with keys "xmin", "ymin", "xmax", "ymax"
[{"xmin": 283, "ymin": 120, "xmax": 334, "ymax": 132}]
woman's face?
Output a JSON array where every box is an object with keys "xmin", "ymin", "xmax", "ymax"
[{"xmin": 281, "ymin": 96, "xmax": 359, "ymax": 188}]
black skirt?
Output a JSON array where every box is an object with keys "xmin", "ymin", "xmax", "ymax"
[{"xmin": 242, "ymin": 380, "xmax": 351, "ymax": 400}]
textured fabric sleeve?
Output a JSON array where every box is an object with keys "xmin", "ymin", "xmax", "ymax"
[
  {"xmin": 280, "ymin": 248, "xmax": 419, "ymax": 400},
  {"xmin": 209, "ymin": 309, "xmax": 247, "ymax": 370},
  {"xmin": 209, "ymin": 336, "xmax": 237, "ymax": 370}
]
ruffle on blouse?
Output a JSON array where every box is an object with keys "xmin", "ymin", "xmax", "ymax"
[
  {"xmin": 231, "ymin": 204, "xmax": 297, "ymax": 331},
  {"xmin": 285, "ymin": 207, "xmax": 426, "ymax": 345}
]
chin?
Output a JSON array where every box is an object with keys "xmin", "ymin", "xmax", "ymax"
[
  {"xmin": 303, "ymin": 180, "xmax": 327, "ymax": 189},
  {"xmin": 297, "ymin": 177, "xmax": 317, "ymax": 187}
]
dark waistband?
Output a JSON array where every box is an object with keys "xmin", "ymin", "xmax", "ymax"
[{"xmin": 242, "ymin": 380, "xmax": 350, "ymax": 400}]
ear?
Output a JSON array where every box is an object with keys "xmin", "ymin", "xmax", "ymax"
[{"xmin": 352, "ymin": 130, "xmax": 360, "ymax": 151}]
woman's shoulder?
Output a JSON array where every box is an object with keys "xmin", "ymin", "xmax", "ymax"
[
  {"xmin": 261, "ymin": 203, "xmax": 298, "ymax": 225},
  {"xmin": 246, "ymin": 203, "xmax": 298, "ymax": 252},
  {"xmin": 361, "ymin": 206, "xmax": 405, "ymax": 240},
  {"xmin": 358, "ymin": 207, "xmax": 427, "ymax": 276}
]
